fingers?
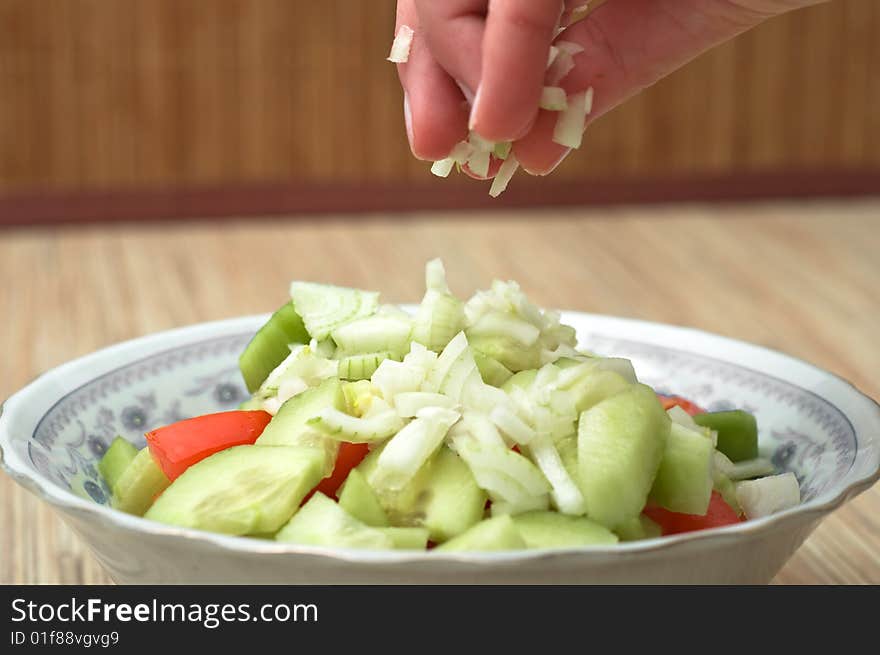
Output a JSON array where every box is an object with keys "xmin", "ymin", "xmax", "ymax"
[
  {"xmin": 414, "ymin": 0, "xmax": 486, "ymax": 102},
  {"xmin": 470, "ymin": 0, "xmax": 564, "ymax": 142},
  {"xmin": 395, "ymin": 0, "xmax": 469, "ymax": 160},
  {"xmin": 515, "ymin": 0, "xmax": 779, "ymax": 175}
]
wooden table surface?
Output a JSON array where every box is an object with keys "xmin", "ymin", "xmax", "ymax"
[{"xmin": 2, "ymin": 199, "xmax": 878, "ymax": 584}]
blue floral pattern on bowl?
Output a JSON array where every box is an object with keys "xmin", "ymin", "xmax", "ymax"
[{"xmin": 28, "ymin": 331, "xmax": 856, "ymax": 506}]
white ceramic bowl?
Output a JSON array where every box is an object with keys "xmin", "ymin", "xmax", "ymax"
[{"xmin": 2, "ymin": 312, "xmax": 878, "ymax": 584}]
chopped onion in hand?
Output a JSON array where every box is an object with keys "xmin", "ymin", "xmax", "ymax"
[
  {"xmin": 540, "ymin": 86, "xmax": 568, "ymax": 111},
  {"xmin": 552, "ymin": 87, "xmax": 594, "ymax": 149},
  {"xmin": 387, "ymin": 25, "xmax": 414, "ymax": 63},
  {"xmin": 430, "ymin": 159, "xmax": 456, "ymax": 178}
]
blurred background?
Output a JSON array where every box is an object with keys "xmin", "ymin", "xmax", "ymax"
[{"xmin": 0, "ymin": 0, "xmax": 877, "ymax": 223}]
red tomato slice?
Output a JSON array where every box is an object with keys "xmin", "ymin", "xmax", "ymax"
[
  {"xmin": 643, "ymin": 491, "xmax": 744, "ymax": 536},
  {"xmin": 145, "ymin": 410, "xmax": 272, "ymax": 481},
  {"xmin": 312, "ymin": 441, "xmax": 371, "ymax": 500},
  {"xmin": 657, "ymin": 394, "xmax": 706, "ymax": 416}
]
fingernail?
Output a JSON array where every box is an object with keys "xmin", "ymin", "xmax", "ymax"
[
  {"xmin": 403, "ymin": 93, "xmax": 414, "ymax": 149},
  {"xmin": 454, "ymin": 79, "xmax": 475, "ymax": 105},
  {"xmin": 542, "ymin": 148, "xmax": 572, "ymax": 175},
  {"xmin": 522, "ymin": 148, "xmax": 572, "ymax": 176},
  {"xmin": 468, "ymin": 85, "xmax": 482, "ymax": 131}
]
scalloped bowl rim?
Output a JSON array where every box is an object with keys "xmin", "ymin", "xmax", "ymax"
[{"xmin": 1, "ymin": 311, "xmax": 878, "ymax": 566}]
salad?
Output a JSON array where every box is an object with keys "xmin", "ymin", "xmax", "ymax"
[{"xmin": 98, "ymin": 260, "xmax": 800, "ymax": 551}]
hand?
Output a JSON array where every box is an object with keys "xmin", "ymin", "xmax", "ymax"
[{"xmin": 393, "ymin": 0, "xmax": 826, "ymax": 178}]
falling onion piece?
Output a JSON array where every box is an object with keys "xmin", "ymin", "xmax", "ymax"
[
  {"xmin": 431, "ymin": 158, "xmax": 456, "ymax": 178},
  {"xmin": 489, "ymin": 156, "xmax": 520, "ymax": 198},
  {"xmin": 387, "ymin": 25, "xmax": 414, "ymax": 63},
  {"xmin": 547, "ymin": 45, "xmax": 561, "ymax": 69},
  {"xmin": 552, "ymin": 87, "xmax": 594, "ymax": 149},
  {"xmin": 540, "ymin": 86, "xmax": 568, "ymax": 111},
  {"xmin": 555, "ymin": 40, "xmax": 585, "ymax": 56}
]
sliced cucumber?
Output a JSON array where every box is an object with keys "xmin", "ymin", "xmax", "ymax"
[
  {"xmin": 98, "ymin": 436, "xmax": 138, "ymax": 493},
  {"xmin": 436, "ymin": 515, "xmax": 526, "ymax": 552},
  {"xmin": 713, "ymin": 468, "xmax": 742, "ymax": 516},
  {"xmin": 357, "ymin": 445, "xmax": 487, "ymax": 542},
  {"xmin": 512, "ymin": 511, "xmax": 618, "ymax": 548},
  {"xmin": 289, "ymin": 281, "xmax": 379, "ymax": 341},
  {"xmin": 649, "ymin": 422, "xmax": 714, "ymax": 515},
  {"xmin": 337, "ymin": 352, "xmax": 395, "ymax": 381},
  {"xmin": 256, "ymin": 377, "xmax": 345, "ymax": 475},
  {"xmin": 567, "ymin": 368, "xmax": 631, "ymax": 413},
  {"xmin": 474, "ymin": 351, "xmax": 514, "ymax": 387},
  {"xmin": 614, "ymin": 515, "xmax": 662, "ymax": 541},
  {"xmin": 377, "ymin": 526, "xmax": 430, "ymax": 550},
  {"xmin": 331, "ymin": 316, "xmax": 412, "ymax": 358},
  {"xmin": 577, "ymin": 384, "xmax": 671, "ymax": 529},
  {"xmin": 275, "ymin": 492, "xmax": 393, "ymax": 549},
  {"xmin": 693, "ymin": 410, "xmax": 758, "ymax": 462},
  {"xmin": 239, "ymin": 302, "xmax": 310, "ymax": 393},
  {"xmin": 111, "ymin": 447, "xmax": 171, "ymax": 516},
  {"xmin": 338, "ymin": 469, "xmax": 389, "ymax": 526},
  {"xmin": 145, "ymin": 445, "xmax": 324, "ymax": 535}
]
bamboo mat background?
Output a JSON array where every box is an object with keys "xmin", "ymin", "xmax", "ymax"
[
  {"xmin": 1, "ymin": 199, "xmax": 878, "ymax": 584},
  {"xmin": 1, "ymin": 0, "xmax": 879, "ymax": 194}
]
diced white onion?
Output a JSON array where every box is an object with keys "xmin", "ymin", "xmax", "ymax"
[
  {"xmin": 546, "ymin": 45, "xmax": 560, "ymax": 69},
  {"xmin": 527, "ymin": 436, "xmax": 586, "ymax": 515},
  {"xmin": 449, "ymin": 141, "xmax": 475, "ymax": 164},
  {"xmin": 431, "ymin": 158, "xmax": 455, "ymax": 178},
  {"xmin": 490, "ymin": 405, "xmax": 537, "ymax": 445},
  {"xmin": 371, "ymin": 407, "xmax": 460, "ymax": 490},
  {"xmin": 467, "ymin": 149, "xmax": 491, "ymax": 178},
  {"xmin": 555, "ymin": 40, "xmax": 585, "ymax": 56},
  {"xmin": 540, "ymin": 86, "xmax": 568, "ymax": 111},
  {"xmin": 468, "ymin": 132, "xmax": 496, "ymax": 152},
  {"xmin": 387, "ymin": 25, "xmax": 414, "ymax": 63},
  {"xmin": 552, "ymin": 88, "xmax": 592, "ymax": 149},
  {"xmin": 546, "ymin": 50, "xmax": 575, "ymax": 85},
  {"xmin": 488, "ymin": 155, "xmax": 519, "ymax": 198},
  {"xmin": 735, "ymin": 472, "xmax": 801, "ymax": 519},
  {"xmin": 394, "ymin": 392, "xmax": 457, "ymax": 417}
]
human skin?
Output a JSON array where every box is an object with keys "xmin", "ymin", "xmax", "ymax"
[{"xmin": 393, "ymin": 0, "xmax": 828, "ymax": 178}]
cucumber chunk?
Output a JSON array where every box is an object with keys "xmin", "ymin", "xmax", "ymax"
[
  {"xmin": 337, "ymin": 352, "xmax": 395, "ymax": 381},
  {"xmin": 436, "ymin": 515, "xmax": 527, "ymax": 552},
  {"xmin": 145, "ymin": 445, "xmax": 324, "ymax": 535},
  {"xmin": 239, "ymin": 302, "xmax": 309, "ymax": 393},
  {"xmin": 614, "ymin": 515, "xmax": 662, "ymax": 541},
  {"xmin": 377, "ymin": 527, "xmax": 430, "ymax": 550},
  {"xmin": 331, "ymin": 316, "xmax": 412, "ymax": 358},
  {"xmin": 256, "ymin": 377, "xmax": 345, "ymax": 475},
  {"xmin": 111, "ymin": 447, "xmax": 171, "ymax": 516},
  {"xmin": 338, "ymin": 469, "xmax": 389, "ymax": 526},
  {"xmin": 357, "ymin": 445, "xmax": 487, "ymax": 542},
  {"xmin": 693, "ymin": 410, "xmax": 758, "ymax": 463},
  {"xmin": 289, "ymin": 281, "xmax": 379, "ymax": 341},
  {"xmin": 275, "ymin": 492, "xmax": 393, "ymax": 549},
  {"xmin": 98, "ymin": 436, "xmax": 138, "ymax": 493},
  {"xmin": 577, "ymin": 384, "xmax": 671, "ymax": 529},
  {"xmin": 567, "ymin": 368, "xmax": 631, "ymax": 413},
  {"xmin": 649, "ymin": 423, "xmax": 714, "ymax": 515},
  {"xmin": 512, "ymin": 511, "xmax": 618, "ymax": 548}
]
